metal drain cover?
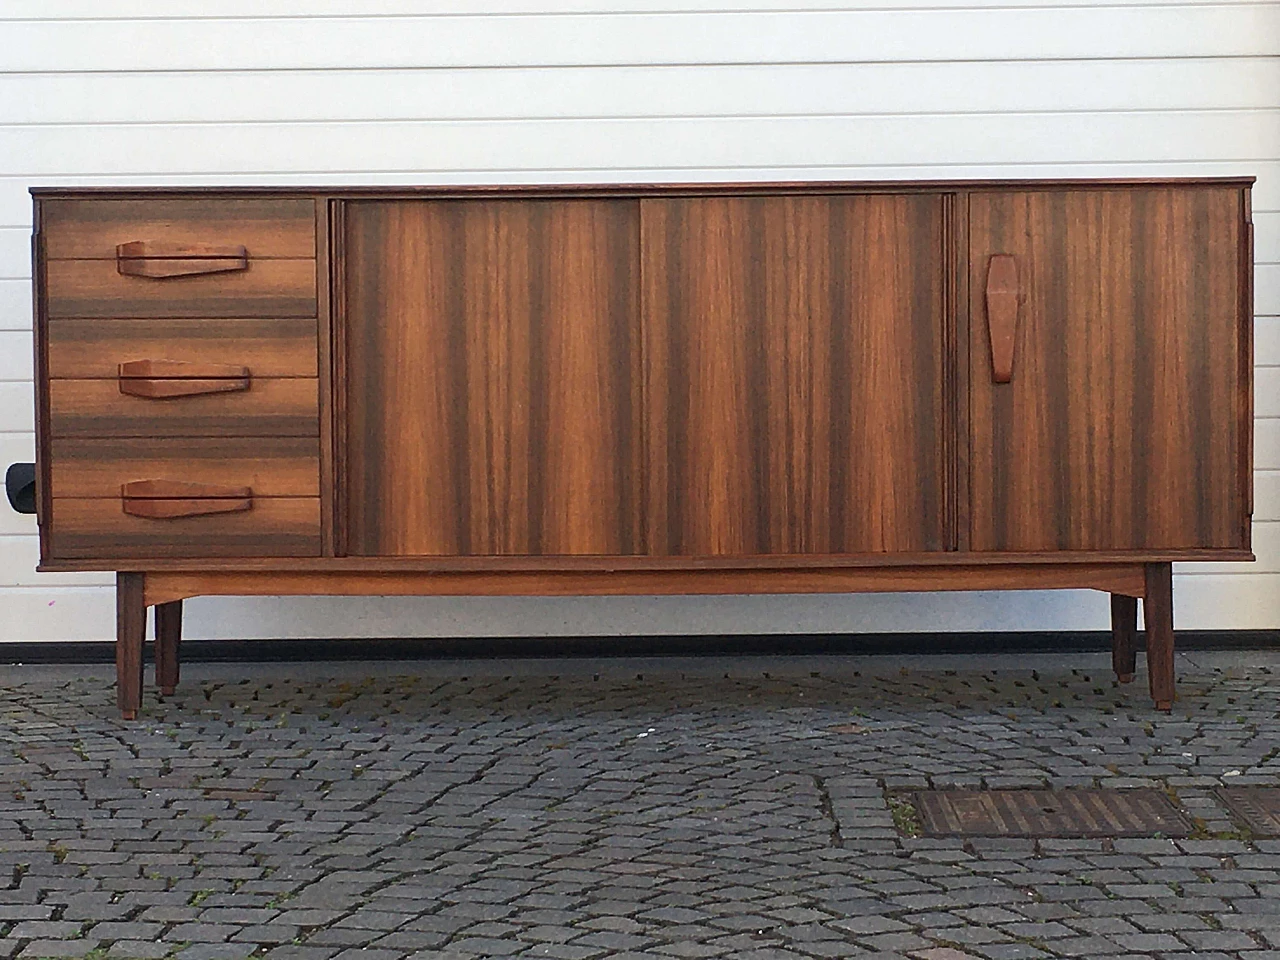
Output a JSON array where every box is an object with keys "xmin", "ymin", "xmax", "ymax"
[
  {"xmin": 1216, "ymin": 788, "xmax": 1280, "ymax": 837},
  {"xmin": 913, "ymin": 789, "xmax": 1193, "ymax": 838}
]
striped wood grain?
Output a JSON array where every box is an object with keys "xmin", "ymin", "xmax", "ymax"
[
  {"xmin": 968, "ymin": 187, "xmax": 1246, "ymax": 551},
  {"xmin": 344, "ymin": 199, "xmax": 642, "ymax": 556},
  {"xmin": 642, "ymin": 194, "xmax": 946, "ymax": 555},
  {"xmin": 50, "ymin": 497, "xmax": 321, "ymax": 559},
  {"xmin": 50, "ymin": 378, "xmax": 319, "ymax": 438},
  {"xmin": 46, "ymin": 317, "xmax": 318, "ymax": 378},
  {"xmin": 49, "ymin": 437, "xmax": 320, "ymax": 498}
]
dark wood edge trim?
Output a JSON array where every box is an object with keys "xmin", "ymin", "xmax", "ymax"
[
  {"xmin": 39, "ymin": 549, "xmax": 1255, "ymax": 575},
  {"xmin": 29, "ymin": 177, "xmax": 1258, "ymax": 200},
  {"xmin": 142, "ymin": 563, "xmax": 1148, "ymax": 605},
  {"xmin": 316, "ymin": 196, "xmax": 335, "ymax": 557},
  {"xmin": 955, "ymin": 190, "xmax": 972, "ymax": 553},
  {"xmin": 941, "ymin": 193, "xmax": 956, "ymax": 551},
  {"xmin": 32, "ymin": 199, "xmax": 53, "ymax": 560},
  {"xmin": 630, "ymin": 198, "xmax": 647, "ymax": 557},
  {"xmin": 1241, "ymin": 185, "xmax": 1254, "ymax": 546},
  {"xmin": 330, "ymin": 199, "xmax": 348, "ymax": 557}
]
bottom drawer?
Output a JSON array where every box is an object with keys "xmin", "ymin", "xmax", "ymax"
[{"xmin": 50, "ymin": 497, "xmax": 321, "ymax": 559}]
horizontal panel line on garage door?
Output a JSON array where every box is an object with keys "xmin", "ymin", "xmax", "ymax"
[
  {"xmin": 7, "ymin": 55, "xmax": 1277, "ymax": 75},
  {"xmin": 6, "ymin": 160, "xmax": 1271, "ymax": 181},
  {"xmin": 3, "ymin": 55, "xmax": 1275, "ymax": 74},
  {"xmin": 3, "ymin": 0, "xmax": 1271, "ymax": 16},
  {"xmin": 5, "ymin": 60, "xmax": 1279, "ymax": 124},
  {"xmin": 12, "ymin": 108, "xmax": 1280, "ymax": 127},
  {"xmin": 4, "ymin": 8, "xmax": 1276, "ymax": 72},
  {"xmin": 7, "ymin": 114, "xmax": 1279, "ymax": 175},
  {"xmin": 5, "ymin": 1, "xmax": 1273, "ymax": 17}
]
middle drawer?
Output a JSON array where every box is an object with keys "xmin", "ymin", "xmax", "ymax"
[
  {"xmin": 47, "ymin": 314, "xmax": 320, "ymax": 438},
  {"xmin": 47, "ymin": 317, "xmax": 318, "ymax": 378},
  {"xmin": 51, "ymin": 379, "xmax": 318, "ymax": 437}
]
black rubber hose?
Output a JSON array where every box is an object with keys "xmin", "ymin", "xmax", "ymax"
[{"xmin": 5, "ymin": 463, "xmax": 36, "ymax": 514}]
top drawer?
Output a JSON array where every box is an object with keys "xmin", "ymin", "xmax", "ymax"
[
  {"xmin": 41, "ymin": 198, "xmax": 316, "ymax": 259},
  {"xmin": 41, "ymin": 197, "xmax": 318, "ymax": 319}
]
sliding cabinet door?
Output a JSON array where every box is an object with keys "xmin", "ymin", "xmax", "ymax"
[
  {"xmin": 642, "ymin": 194, "xmax": 947, "ymax": 556},
  {"xmin": 344, "ymin": 200, "xmax": 642, "ymax": 556}
]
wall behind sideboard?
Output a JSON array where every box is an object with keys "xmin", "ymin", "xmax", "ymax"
[{"xmin": 2, "ymin": 1, "xmax": 1279, "ymax": 642}]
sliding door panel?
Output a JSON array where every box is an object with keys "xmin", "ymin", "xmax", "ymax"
[{"xmin": 344, "ymin": 200, "xmax": 642, "ymax": 556}]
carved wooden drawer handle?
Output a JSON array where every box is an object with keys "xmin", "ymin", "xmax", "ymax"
[
  {"xmin": 121, "ymin": 479, "xmax": 253, "ymax": 519},
  {"xmin": 116, "ymin": 240, "xmax": 249, "ymax": 278},
  {"xmin": 985, "ymin": 254, "xmax": 1020, "ymax": 383},
  {"xmin": 118, "ymin": 358, "xmax": 251, "ymax": 399}
]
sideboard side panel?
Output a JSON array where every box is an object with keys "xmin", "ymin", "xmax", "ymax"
[{"xmin": 343, "ymin": 199, "xmax": 643, "ymax": 556}]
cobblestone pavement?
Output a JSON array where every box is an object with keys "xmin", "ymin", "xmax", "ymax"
[{"xmin": 0, "ymin": 650, "xmax": 1277, "ymax": 960}]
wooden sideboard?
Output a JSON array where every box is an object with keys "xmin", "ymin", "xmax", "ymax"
[{"xmin": 26, "ymin": 180, "xmax": 1255, "ymax": 718}]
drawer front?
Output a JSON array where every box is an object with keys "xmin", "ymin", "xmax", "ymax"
[
  {"xmin": 48, "ymin": 318, "xmax": 318, "ymax": 378},
  {"xmin": 50, "ymin": 437, "xmax": 320, "ymax": 498},
  {"xmin": 42, "ymin": 198, "xmax": 316, "ymax": 260},
  {"xmin": 51, "ymin": 378, "xmax": 319, "ymax": 437},
  {"xmin": 50, "ymin": 497, "xmax": 321, "ymax": 558},
  {"xmin": 46, "ymin": 258, "xmax": 317, "ymax": 318}
]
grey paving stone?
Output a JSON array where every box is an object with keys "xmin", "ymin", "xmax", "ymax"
[
  {"xmin": 172, "ymin": 946, "xmax": 257, "ymax": 960},
  {"xmin": 17, "ymin": 943, "xmax": 103, "ymax": 960},
  {"xmin": 105, "ymin": 942, "xmax": 172, "ymax": 959}
]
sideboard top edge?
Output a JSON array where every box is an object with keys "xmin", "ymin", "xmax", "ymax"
[{"xmin": 29, "ymin": 176, "xmax": 1257, "ymax": 200}]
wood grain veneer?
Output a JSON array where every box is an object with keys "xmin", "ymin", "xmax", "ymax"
[
  {"xmin": 51, "ymin": 497, "xmax": 321, "ymax": 558},
  {"xmin": 47, "ymin": 318, "xmax": 318, "ymax": 378},
  {"xmin": 45, "ymin": 258, "xmax": 317, "ymax": 319},
  {"xmin": 968, "ymin": 188, "xmax": 1245, "ymax": 552},
  {"xmin": 141, "ymin": 563, "xmax": 1149, "ymax": 607},
  {"xmin": 642, "ymin": 194, "xmax": 945, "ymax": 555},
  {"xmin": 344, "ymin": 199, "xmax": 642, "ymax": 556},
  {"xmin": 49, "ymin": 437, "xmax": 319, "ymax": 498},
  {"xmin": 50, "ymin": 378, "xmax": 319, "ymax": 438},
  {"xmin": 42, "ymin": 198, "xmax": 316, "ymax": 259}
]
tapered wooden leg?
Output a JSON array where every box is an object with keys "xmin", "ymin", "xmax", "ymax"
[
  {"xmin": 1143, "ymin": 562, "xmax": 1175, "ymax": 712},
  {"xmin": 1110, "ymin": 593, "xmax": 1138, "ymax": 683},
  {"xmin": 116, "ymin": 573, "xmax": 145, "ymax": 720},
  {"xmin": 154, "ymin": 600, "xmax": 182, "ymax": 697}
]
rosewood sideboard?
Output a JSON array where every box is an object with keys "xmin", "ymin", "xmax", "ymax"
[{"xmin": 24, "ymin": 180, "xmax": 1255, "ymax": 718}]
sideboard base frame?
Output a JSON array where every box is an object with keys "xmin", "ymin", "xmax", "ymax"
[{"xmin": 114, "ymin": 563, "xmax": 1174, "ymax": 719}]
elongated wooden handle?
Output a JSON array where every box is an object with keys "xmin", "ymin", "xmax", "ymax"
[
  {"xmin": 118, "ymin": 358, "xmax": 251, "ymax": 398},
  {"xmin": 117, "ymin": 240, "xmax": 249, "ymax": 278},
  {"xmin": 122, "ymin": 479, "xmax": 253, "ymax": 520},
  {"xmin": 985, "ymin": 254, "xmax": 1020, "ymax": 383},
  {"xmin": 123, "ymin": 497, "xmax": 252, "ymax": 519},
  {"xmin": 119, "ymin": 378, "xmax": 250, "ymax": 399}
]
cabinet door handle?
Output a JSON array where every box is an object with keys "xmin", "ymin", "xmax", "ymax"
[
  {"xmin": 985, "ymin": 254, "xmax": 1020, "ymax": 383},
  {"xmin": 118, "ymin": 358, "xmax": 251, "ymax": 399},
  {"xmin": 116, "ymin": 240, "xmax": 249, "ymax": 278},
  {"xmin": 121, "ymin": 479, "xmax": 253, "ymax": 519}
]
